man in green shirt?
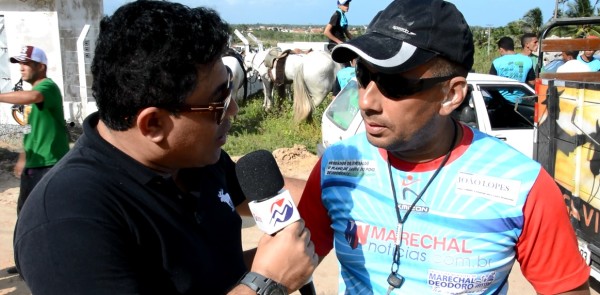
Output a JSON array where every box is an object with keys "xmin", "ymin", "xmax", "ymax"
[
  {"xmin": 521, "ymin": 33, "xmax": 540, "ymax": 75},
  {"xmin": 0, "ymin": 45, "xmax": 69, "ymax": 273}
]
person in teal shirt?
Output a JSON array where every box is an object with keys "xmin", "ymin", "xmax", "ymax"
[
  {"xmin": 577, "ymin": 36, "xmax": 600, "ymax": 71},
  {"xmin": 332, "ymin": 59, "xmax": 356, "ymax": 96},
  {"xmin": 324, "ymin": 0, "xmax": 353, "ymax": 53},
  {"xmin": 490, "ymin": 36, "xmax": 535, "ymax": 87}
]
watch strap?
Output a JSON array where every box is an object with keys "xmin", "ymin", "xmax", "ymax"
[{"xmin": 239, "ymin": 272, "xmax": 287, "ymax": 295}]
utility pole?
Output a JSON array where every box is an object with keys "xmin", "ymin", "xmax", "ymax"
[
  {"xmin": 554, "ymin": 0, "xmax": 559, "ymax": 19},
  {"xmin": 487, "ymin": 25, "xmax": 492, "ymax": 56}
]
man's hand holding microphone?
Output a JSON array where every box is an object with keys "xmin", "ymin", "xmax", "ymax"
[{"xmin": 235, "ymin": 150, "xmax": 317, "ymax": 295}]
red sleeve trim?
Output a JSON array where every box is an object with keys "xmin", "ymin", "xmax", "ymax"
[
  {"xmin": 516, "ymin": 168, "xmax": 590, "ymax": 294},
  {"xmin": 298, "ymin": 158, "xmax": 334, "ymax": 257}
]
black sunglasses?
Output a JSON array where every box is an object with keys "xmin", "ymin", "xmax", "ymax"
[
  {"xmin": 355, "ymin": 61, "xmax": 456, "ymax": 98},
  {"xmin": 178, "ymin": 67, "xmax": 233, "ymax": 125}
]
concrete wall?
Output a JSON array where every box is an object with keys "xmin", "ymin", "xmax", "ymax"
[{"xmin": 0, "ymin": 0, "xmax": 102, "ymax": 124}]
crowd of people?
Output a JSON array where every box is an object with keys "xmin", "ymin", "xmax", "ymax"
[{"xmin": 1, "ymin": 0, "xmax": 597, "ymax": 294}]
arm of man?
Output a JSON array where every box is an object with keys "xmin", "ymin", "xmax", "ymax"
[
  {"xmin": 324, "ymin": 11, "xmax": 344, "ymax": 45},
  {"xmin": 344, "ymin": 29, "xmax": 353, "ymax": 40},
  {"xmin": 0, "ymin": 89, "xmax": 44, "ymax": 105},
  {"xmin": 297, "ymin": 159, "xmax": 334, "ymax": 259},
  {"xmin": 526, "ymin": 67, "xmax": 536, "ymax": 87},
  {"xmin": 232, "ymin": 220, "xmax": 318, "ymax": 294},
  {"xmin": 324, "ymin": 24, "xmax": 343, "ymax": 44},
  {"xmin": 13, "ymin": 152, "xmax": 25, "ymax": 177},
  {"xmin": 516, "ymin": 169, "xmax": 590, "ymax": 294}
]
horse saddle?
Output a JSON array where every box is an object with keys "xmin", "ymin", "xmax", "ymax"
[
  {"xmin": 264, "ymin": 47, "xmax": 283, "ymax": 69},
  {"xmin": 266, "ymin": 48, "xmax": 294, "ymax": 87}
]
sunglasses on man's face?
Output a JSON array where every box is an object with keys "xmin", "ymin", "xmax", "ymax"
[
  {"xmin": 178, "ymin": 67, "xmax": 233, "ymax": 125},
  {"xmin": 355, "ymin": 61, "xmax": 456, "ymax": 98}
]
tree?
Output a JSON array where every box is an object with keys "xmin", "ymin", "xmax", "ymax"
[
  {"xmin": 523, "ymin": 8, "xmax": 543, "ymax": 35},
  {"xmin": 565, "ymin": 0, "xmax": 596, "ymax": 17},
  {"xmin": 561, "ymin": 0, "xmax": 600, "ymax": 36}
]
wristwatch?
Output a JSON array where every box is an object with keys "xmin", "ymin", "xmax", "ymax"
[{"xmin": 239, "ymin": 272, "xmax": 288, "ymax": 295}]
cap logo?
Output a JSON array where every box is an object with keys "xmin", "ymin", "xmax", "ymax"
[
  {"xmin": 339, "ymin": 42, "xmax": 417, "ymax": 68},
  {"xmin": 20, "ymin": 46, "xmax": 33, "ymax": 57},
  {"xmin": 392, "ymin": 25, "xmax": 416, "ymax": 36}
]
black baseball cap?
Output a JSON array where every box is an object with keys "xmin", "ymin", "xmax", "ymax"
[{"xmin": 332, "ymin": 0, "xmax": 474, "ymax": 73}]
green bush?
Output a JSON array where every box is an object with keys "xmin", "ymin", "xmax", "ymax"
[{"xmin": 223, "ymin": 92, "xmax": 331, "ymax": 157}]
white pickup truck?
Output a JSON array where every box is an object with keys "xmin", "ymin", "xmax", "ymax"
[{"xmin": 318, "ymin": 73, "xmax": 536, "ymax": 158}]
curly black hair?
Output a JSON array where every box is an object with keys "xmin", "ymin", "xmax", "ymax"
[{"xmin": 91, "ymin": 0, "xmax": 230, "ymax": 130}]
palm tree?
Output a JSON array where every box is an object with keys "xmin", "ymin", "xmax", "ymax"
[
  {"xmin": 551, "ymin": 0, "xmax": 600, "ymax": 37},
  {"xmin": 567, "ymin": 0, "xmax": 598, "ymax": 17},
  {"xmin": 523, "ymin": 8, "xmax": 543, "ymax": 35}
]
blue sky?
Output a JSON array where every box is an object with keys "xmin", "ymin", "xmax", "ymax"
[{"xmin": 103, "ymin": 0, "xmax": 557, "ymax": 27}]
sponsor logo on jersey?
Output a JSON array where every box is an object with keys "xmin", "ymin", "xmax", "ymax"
[
  {"xmin": 401, "ymin": 174, "xmax": 420, "ymax": 186},
  {"xmin": 325, "ymin": 160, "xmax": 377, "ymax": 177},
  {"xmin": 269, "ymin": 198, "xmax": 295, "ymax": 227},
  {"xmin": 344, "ymin": 220, "xmax": 472, "ymax": 253},
  {"xmin": 455, "ymin": 172, "xmax": 521, "ymax": 206},
  {"xmin": 428, "ymin": 269, "xmax": 496, "ymax": 294},
  {"xmin": 341, "ymin": 220, "xmax": 498, "ymax": 269},
  {"xmin": 400, "ymin": 187, "xmax": 430, "ymax": 213}
]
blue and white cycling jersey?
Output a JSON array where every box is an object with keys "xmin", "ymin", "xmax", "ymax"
[{"xmin": 299, "ymin": 124, "xmax": 589, "ymax": 295}]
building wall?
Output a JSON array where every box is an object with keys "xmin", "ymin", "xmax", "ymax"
[{"xmin": 0, "ymin": 0, "xmax": 102, "ymax": 124}]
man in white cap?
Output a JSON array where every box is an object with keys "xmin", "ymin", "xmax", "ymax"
[
  {"xmin": 0, "ymin": 45, "xmax": 69, "ymax": 274},
  {"xmin": 324, "ymin": 0, "xmax": 353, "ymax": 52},
  {"xmin": 298, "ymin": 0, "xmax": 590, "ymax": 294}
]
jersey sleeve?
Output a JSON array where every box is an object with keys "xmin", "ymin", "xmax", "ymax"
[
  {"xmin": 328, "ymin": 11, "xmax": 340, "ymax": 27},
  {"xmin": 526, "ymin": 67, "xmax": 535, "ymax": 83},
  {"xmin": 297, "ymin": 158, "xmax": 334, "ymax": 257},
  {"xmin": 32, "ymin": 79, "xmax": 56, "ymax": 110},
  {"xmin": 516, "ymin": 168, "xmax": 590, "ymax": 294}
]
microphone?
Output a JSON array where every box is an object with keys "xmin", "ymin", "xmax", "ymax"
[
  {"xmin": 235, "ymin": 150, "xmax": 316, "ymax": 295},
  {"xmin": 235, "ymin": 150, "xmax": 301, "ymax": 235}
]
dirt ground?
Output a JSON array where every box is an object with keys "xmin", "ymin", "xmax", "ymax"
[{"xmin": 0, "ymin": 142, "xmax": 599, "ymax": 294}]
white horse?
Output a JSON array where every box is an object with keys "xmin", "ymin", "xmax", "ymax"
[
  {"xmin": 222, "ymin": 49, "xmax": 247, "ymax": 103},
  {"xmin": 244, "ymin": 49, "xmax": 341, "ymax": 122}
]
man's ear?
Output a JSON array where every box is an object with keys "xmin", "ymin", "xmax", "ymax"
[
  {"xmin": 440, "ymin": 76, "xmax": 468, "ymax": 116},
  {"xmin": 136, "ymin": 107, "xmax": 170, "ymax": 143}
]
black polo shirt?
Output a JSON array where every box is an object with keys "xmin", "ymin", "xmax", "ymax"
[{"xmin": 14, "ymin": 112, "xmax": 248, "ymax": 294}]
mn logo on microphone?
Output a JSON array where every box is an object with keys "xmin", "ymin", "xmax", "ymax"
[{"xmin": 269, "ymin": 198, "xmax": 295, "ymax": 226}]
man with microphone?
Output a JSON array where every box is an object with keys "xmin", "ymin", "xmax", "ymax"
[{"xmin": 13, "ymin": 1, "xmax": 316, "ymax": 294}]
